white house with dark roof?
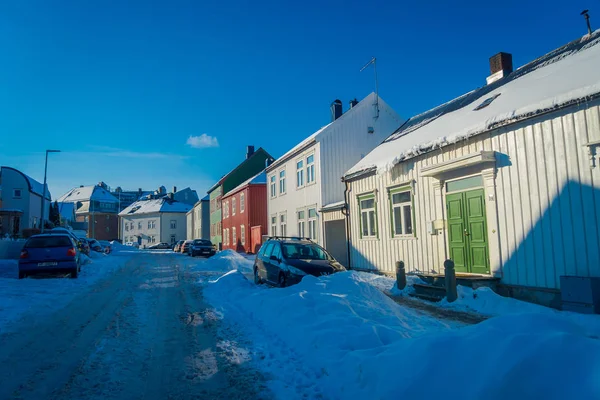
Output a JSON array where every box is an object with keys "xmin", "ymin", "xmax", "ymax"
[
  {"xmin": 265, "ymin": 93, "xmax": 402, "ymax": 266},
  {"xmin": 343, "ymin": 31, "xmax": 600, "ymax": 307},
  {"xmin": 0, "ymin": 166, "xmax": 51, "ymax": 236},
  {"xmin": 119, "ymin": 197, "xmax": 191, "ymax": 247}
]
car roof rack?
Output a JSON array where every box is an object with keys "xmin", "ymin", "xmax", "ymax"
[{"xmin": 266, "ymin": 236, "xmax": 314, "ymax": 242}]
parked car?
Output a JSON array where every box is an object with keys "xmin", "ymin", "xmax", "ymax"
[
  {"xmin": 87, "ymin": 238, "xmax": 104, "ymax": 252},
  {"xmin": 18, "ymin": 234, "xmax": 81, "ymax": 279},
  {"xmin": 173, "ymin": 240, "xmax": 184, "ymax": 252},
  {"xmin": 148, "ymin": 242, "xmax": 171, "ymax": 250},
  {"xmin": 181, "ymin": 240, "xmax": 193, "ymax": 254},
  {"xmin": 48, "ymin": 228, "xmax": 89, "ymax": 255},
  {"xmin": 253, "ymin": 238, "xmax": 346, "ymax": 287},
  {"xmin": 98, "ymin": 240, "xmax": 112, "ymax": 253},
  {"xmin": 124, "ymin": 242, "xmax": 140, "ymax": 248},
  {"xmin": 189, "ymin": 239, "xmax": 216, "ymax": 257}
]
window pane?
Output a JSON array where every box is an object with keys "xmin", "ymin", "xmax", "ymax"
[
  {"xmin": 392, "ymin": 191, "xmax": 411, "ymax": 204},
  {"xmin": 360, "ymin": 198, "xmax": 374, "ymax": 209},
  {"xmin": 393, "ymin": 206, "xmax": 402, "ymax": 235},
  {"xmin": 308, "ymin": 208, "xmax": 317, "ymax": 218},
  {"xmin": 361, "ymin": 212, "xmax": 368, "ymax": 236},
  {"xmin": 297, "ymin": 210, "xmax": 305, "ymax": 219},
  {"xmin": 403, "ymin": 205, "xmax": 413, "ymax": 234},
  {"xmin": 446, "ymin": 175, "xmax": 483, "ymax": 192},
  {"xmin": 368, "ymin": 210, "xmax": 376, "ymax": 236},
  {"xmin": 297, "ymin": 160, "xmax": 303, "ymax": 169},
  {"xmin": 307, "ymin": 155, "xmax": 314, "ymax": 164}
]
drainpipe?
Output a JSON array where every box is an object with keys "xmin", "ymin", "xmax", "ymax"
[{"xmin": 342, "ymin": 177, "xmax": 352, "ymax": 269}]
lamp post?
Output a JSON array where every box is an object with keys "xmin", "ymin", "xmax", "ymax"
[{"xmin": 40, "ymin": 149, "xmax": 61, "ymax": 233}]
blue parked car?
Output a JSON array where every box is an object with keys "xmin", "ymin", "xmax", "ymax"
[{"xmin": 18, "ymin": 234, "xmax": 81, "ymax": 279}]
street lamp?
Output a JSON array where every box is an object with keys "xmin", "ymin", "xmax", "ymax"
[{"xmin": 40, "ymin": 149, "xmax": 61, "ymax": 233}]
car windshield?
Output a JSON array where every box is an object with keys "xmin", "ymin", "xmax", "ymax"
[
  {"xmin": 25, "ymin": 236, "xmax": 72, "ymax": 248},
  {"xmin": 193, "ymin": 240, "xmax": 211, "ymax": 245},
  {"xmin": 281, "ymin": 243, "xmax": 330, "ymax": 260}
]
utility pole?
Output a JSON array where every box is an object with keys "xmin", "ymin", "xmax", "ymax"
[{"xmin": 40, "ymin": 150, "xmax": 61, "ymax": 233}]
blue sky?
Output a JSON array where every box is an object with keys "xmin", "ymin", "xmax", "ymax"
[{"xmin": 0, "ymin": 0, "xmax": 592, "ymax": 199}]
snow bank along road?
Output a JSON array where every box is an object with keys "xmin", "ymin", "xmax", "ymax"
[{"xmin": 0, "ymin": 252, "xmax": 271, "ymax": 400}]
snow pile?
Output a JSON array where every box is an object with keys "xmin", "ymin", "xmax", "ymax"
[
  {"xmin": 200, "ymin": 250, "xmax": 253, "ymax": 273},
  {"xmin": 0, "ymin": 252, "xmax": 134, "ymax": 333},
  {"xmin": 88, "ymin": 250, "xmax": 106, "ymax": 259},
  {"xmin": 109, "ymin": 241, "xmax": 138, "ymax": 253},
  {"xmin": 203, "ymin": 265, "xmax": 600, "ymax": 399}
]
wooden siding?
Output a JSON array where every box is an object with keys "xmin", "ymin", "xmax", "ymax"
[
  {"xmin": 222, "ymin": 184, "xmax": 267, "ymax": 253},
  {"xmin": 348, "ymin": 100, "xmax": 600, "ymax": 289},
  {"xmin": 323, "ymin": 209, "xmax": 344, "ymax": 222}
]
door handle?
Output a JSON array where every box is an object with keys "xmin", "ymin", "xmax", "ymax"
[{"xmin": 464, "ymin": 229, "xmax": 470, "ymax": 236}]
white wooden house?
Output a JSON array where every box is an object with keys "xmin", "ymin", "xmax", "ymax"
[
  {"xmin": 266, "ymin": 93, "xmax": 402, "ymax": 266},
  {"xmin": 343, "ymin": 32, "xmax": 600, "ymax": 306}
]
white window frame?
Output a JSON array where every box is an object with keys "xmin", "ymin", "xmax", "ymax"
[
  {"xmin": 389, "ymin": 188, "xmax": 414, "ymax": 238},
  {"xmin": 138, "ymin": 222, "xmax": 142, "ymax": 230},
  {"xmin": 279, "ymin": 169, "xmax": 286, "ymax": 195},
  {"xmin": 241, "ymin": 225, "xmax": 245, "ymax": 245},
  {"xmin": 271, "ymin": 215, "xmax": 277, "ymax": 236},
  {"xmin": 232, "ymin": 197, "xmax": 236, "ymax": 215},
  {"xmin": 269, "ymin": 175, "xmax": 276, "ymax": 198},
  {"xmin": 279, "ymin": 213, "xmax": 287, "ymax": 237},
  {"xmin": 308, "ymin": 208, "xmax": 317, "ymax": 241},
  {"xmin": 125, "ymin": 223, "xmax": 129, "ymax": 231},
  {"xmin": 170, "ymin": 220, "xmax": 177, "ymax": 229},
  {"xmin": 296, "ymin": 159, "xmax": 304, "ymax": 188},
  {"xmin": 306, "ymin": 153, "xmax": 315, "ymax": 185},
  {"xmin": 297, "ymin": 210, "xmax": 306, "ymax": 237},
  {"xmin": 224, "ymin": 228, "xmax": 228, "ymax": 245},
  {"xmin": 223, "ymin": 200, "xmax": 229, "ymax": 219},
  {"xmin": 358, "ymin": 194, "xmax": 378, "ymax": 239},
  {"xmin": 232, "ymin": 227, "xmax": 237, "ymax": 246}
]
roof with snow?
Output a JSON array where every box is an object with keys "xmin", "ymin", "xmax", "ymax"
[
  {"xmin": 0, "ymin": 166, "xmax": 51, "ymax": 200},
  {"xmin": 57, "ymin": 185, "xmax": 119, "ymax": 203},
  {"xmin": 119, "ymin": 198, "xmax": 192, "ymax": 216},
  {"xmin": 267, "ymin": 92, "xmax": 384, "ymax": 171},
  {"xmin": 225, "ymin": 171, "xmax": 267, "ymax": 197},
  {"xmin": 345, "ymin": 31, "xmax": 600, "ymax": 178}
]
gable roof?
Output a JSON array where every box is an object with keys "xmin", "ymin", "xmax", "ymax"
[
  {"xmin": 266, "ymin": 92, "xmax": 385, "ymax": 172},
  {"xmin": 57, "ymin": 185, "xmax": 119, "ymax": 203},
  {"xmin": 118, "ymin": 198, "xmax": 192, "ymax": 216},
  {"xmin": 0, "ymin": 166, "xmax": 51, "ymax": 200},
  {"xmin": 224, "ymin": 170, "xmax": 267, "ymax": 198},
  {"xmin": 345, "ymin": 30, "xmax": 600, "ymax": 179},
  {"xmin": 207, "ymin": 147, "xmax": 273, "ymax": 194}
]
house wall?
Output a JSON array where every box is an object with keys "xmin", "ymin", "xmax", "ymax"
[
  {"xmin": 222, "ymin": 187, "xmax": 250, "ymax": 252},
  {"xmin": 186, "ymin": 210, "xmax": 194, "ymax": 240},
  {"xmin": 319, "ymin": 96, "xmax": 402, "ymax": 207},
  {"xmin": 77, "ymin": 213, "xmax": 119, "ymax": 240},
  {"xmin": 267, "ymin": 142, "xmax": 323, "ymax": 244},
  {"xmin": 247, "ymin": 184, "xmax": 268, "ymax": 237},
  {"xmin": 209, "ymin": 186, "xmax": 223, "ymax": 247},
  {"xmin": 0, "ymin": 168, "xmax": 49, "ymax": 231},
  {"xmin": 160, "ymin": 213, "xmax": 187, "ymax": 245},
  {"xmin": 120, "ymin": 213, "xmax": 162, "ymax": 247},
  {"xmin": 347, "ymin": 100, "xmax": 600, "ymax": 290},
  {"xmin": 201, "ymin": 200, "xmax": 210, "ymax": 239}
]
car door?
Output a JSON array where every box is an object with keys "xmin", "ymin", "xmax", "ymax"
[
  {"xmin": 257, "ymin": 242, "xmax": 274, "ymax": 282},
  {"xmin": 267, "ymin": 243, "xmax": 283, "ymax": 283}
]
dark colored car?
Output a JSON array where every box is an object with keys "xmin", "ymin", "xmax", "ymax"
[
  {"xmin": 181, "ymin": 240, "xmax": 193, "ymax": 254},
  {"xmin": 48, "ymin": 228, "xmax": 89, "ymax": 255},
  {"xmin": 253, "ymin": 238, "xmax": 346, "ymax": 287},
  {"xmin": 173, "ymin": 240, "xmax": 184, "ymax": 252},
  {"xmin": 87, "ymin": 238, "xmax": 103, "ymax": 252},
  {"xmin": 148, "ymin": 242, "xmax": 171, "ymax": 250},
  {"xmin": 189, "ymin": 239, "xmax": 216, "ymax": 257},
  {"xmin": 18, "ymin": 234, "xmax": 81, "ymax": 279}
]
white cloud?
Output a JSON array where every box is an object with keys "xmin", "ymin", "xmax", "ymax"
[{"xmin": 186, "ymin": 134, "xmax": 219, "ymax": 149}]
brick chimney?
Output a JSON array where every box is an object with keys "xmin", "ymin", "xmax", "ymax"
[{"xmin": 487, "ymin": 52, "xmax": 513, "ymax": 85}]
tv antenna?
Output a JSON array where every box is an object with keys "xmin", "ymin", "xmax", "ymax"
[
  {"xmin": 581, "ymin": 10, "xmax": 592, "ymax": 35},
  {"xmin": 360, "ymin": 57, "xmax": 379, "ymax": 120}
]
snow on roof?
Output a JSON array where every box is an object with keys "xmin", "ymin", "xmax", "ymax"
[
  {"xmin": 57, "ymin": 185, "xmax": 119, "ymax": 203},
  {"xmin": 226, "ymin": 171, "xmax": 267, "ymax": 196},
  {"xmin": 1, "ymin": 166, "xmax": 50, "ymax": 199},
  {"xmin": 346, "ymin": 31, "xmax": 600, "ymax": 177},
  {"xmin": 119, "ymin": 198, "xmax": 192, "ymax": 216},
  {"xmin": 321, "ymin": 200, "xmax": 346, "ymax": 211}
]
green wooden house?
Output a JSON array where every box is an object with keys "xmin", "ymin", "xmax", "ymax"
[{"xmin": 207, "ymin": 146, "xmax": 273, "ymax": 249}]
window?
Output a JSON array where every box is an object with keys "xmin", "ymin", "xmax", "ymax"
[
  {"xmin": 13, "ymin": 189, "xmax": 22, "ymax": 198},
  {"xmin": 241, "ymin": 225, "xmax": 245, "ymax": 245},
  {"xmin": 148, "ymin": 220, "xmax": 156, "ymax": 229},
  {"xmin": 270, "ymin": 175, "xmax": 276, "ymax": 198},
  {"xmin": 297, "ymin": 210, "xmax": 306, "ymax": 237},
  {"xmin": 271, "ymin": 243, "xmax": 282, "ymax": 260},
  {"xmin": 240, "ymin": 193, "xmax": 245, "ymax": 213},
  {"xmin": 150, "ymin": 235, "xmax": 156, "ymax": 244},
  {"xmin": 296, "ymin": 160, "xmax": 304, "ymax": 187},
  {"xmin": 473, "ymin": 93, "xmax": 501, "ymax": 111},
  {"xmin": 279, "ymin": 214, "xmax": 287, "ymax": 237},
  {"xmin": 232, "ymin": 197, "xmax": 236, "ymax": 215},
  {"xmin": 224, "ymin": 228, "xmax": 228, "ymax": 245},
  {"xmin": 271, "ymin": 215, "xmax": 277, "ymax": 236},
  {"xmin": 232, "ymin": 227, "xmax": 237, "ymax": 246},
  {"xmin": 125, "ymin": 223, "xmax": 129, "ymax": 231},
  {"xmin": 306, "ymin": 154, "xmax": 315, "ymax": 184},
  {"xmin": 262, "ymin": 242, "xmax": 275, "ymax": 258},
  {"xmin": 170, "ymin": 220, "xmax": 177, "ymax": 229},
  {"xmin": 279, "ymin": 170, "xmax": 286, "ymax": 194},
  {"xmin": 223, "ymin": 201, "xmax": 229, "ymax": 218},
  {"xmin": 359, "ymin": 195, "xmax": 377, "ymax": 238},
  {"xmin": 308, "ymin": 208, "xmax": 317, "ymax": 240},
  {"xmin": 390, "ymin": 189, "xmax": 413, "ymax": 236},
  {"xmin": 138, "ymin": 222, "xmax": 142, "ymax": 230}
]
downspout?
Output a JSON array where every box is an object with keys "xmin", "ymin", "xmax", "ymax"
[{"xmin": 342, "ymin": 177, "xmax": 352, "ymax": 270}]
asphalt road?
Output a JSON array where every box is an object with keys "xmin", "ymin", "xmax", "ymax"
[{"xmin": 0, "ymin": 253, "xmax": 270, "ymax": 400}]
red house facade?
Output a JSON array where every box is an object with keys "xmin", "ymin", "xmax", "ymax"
[{"xmin": 222, "ymin": 172, "xmax": 267, "ymax": 253}]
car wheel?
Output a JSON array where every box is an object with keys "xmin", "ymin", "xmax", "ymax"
[
  {"xmin": 278, "ymin": 273, "xmax": 286, "ymax": 288},
  {"xmin": 254, "ymin": 267, "xmax": 262, "ymax": 285},
  {"xmin": 18, "ymin": 271, "xmax": 26, "ymax": 279},
  {"xmin": 71, "ymin": 268, "xmax": 78, "ymax": 279}
]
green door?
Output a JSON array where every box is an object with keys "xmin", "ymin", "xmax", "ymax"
[{"xmin": 446, "ymin": 189, "xmax": 490, "ymax": 274}]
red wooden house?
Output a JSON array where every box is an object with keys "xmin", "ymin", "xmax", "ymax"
[{"xmin": 222, "ymin": 171, "xmax": 267, "ymax": 253}]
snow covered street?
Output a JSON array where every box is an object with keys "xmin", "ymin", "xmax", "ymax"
[{"xmin": 2, "ymin": 250, "xmax": 600, "ymax": 400}]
